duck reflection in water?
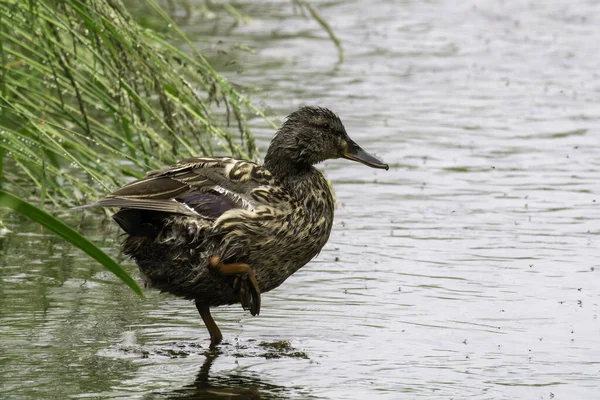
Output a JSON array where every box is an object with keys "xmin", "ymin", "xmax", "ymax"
[{"xmin": 162, "ymin": 351, "xmax": 291, "ymax": 400}]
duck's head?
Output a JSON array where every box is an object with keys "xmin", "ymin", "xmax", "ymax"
[{"xmin": 264, "ymin": 106, "xmax": 388, "ymax": 177}]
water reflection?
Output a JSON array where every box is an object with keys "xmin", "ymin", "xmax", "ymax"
[{"xmin": 155, "ymin": 351, "xmax": 285, "ymax": 400}]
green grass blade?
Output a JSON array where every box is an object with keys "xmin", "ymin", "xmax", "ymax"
[
  {"xmin": 0, "ymin": 0, "xmax": 265, "ymax": 205},
  {"xmin": 0, "ymin": 189, "xmax": 143, "ymax": 297},
  {"xmin": 294, "ymin": 0, "xmax": 344, "ymax": 63}
]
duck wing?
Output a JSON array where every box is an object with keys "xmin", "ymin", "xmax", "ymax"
[{"xmin": 83, "ymin": 157, "xmax": 275, "ymax": 220}]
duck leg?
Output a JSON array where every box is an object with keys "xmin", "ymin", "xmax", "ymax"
[
  {"xmin": 208, "ymin": 255, "xmax": 261, "ymax": 316},
  {"xmin": 195, "ymin": 300, "xmax": 222, "ymax": 349}
]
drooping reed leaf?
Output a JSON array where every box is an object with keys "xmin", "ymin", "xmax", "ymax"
[
  {"xmin": 0, "ymin": 190, "xmax": 143, "ymax": 296},
  {"xmin": 294, "ymin": 0, "xmax": 344, "ymax": 63}
]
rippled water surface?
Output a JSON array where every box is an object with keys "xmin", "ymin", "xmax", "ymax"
[{"xmin": 1, "ymin": 0, "xmax": 599, "ymax": 399}]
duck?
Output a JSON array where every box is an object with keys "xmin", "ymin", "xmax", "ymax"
[{"xmin": 86, "ymin": 106, "xmax": 388, "ymax": 348}]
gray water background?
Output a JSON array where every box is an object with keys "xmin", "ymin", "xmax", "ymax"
[{"xmin": 1, "ymin": 0, "xmax": 599, "ymax": 398}]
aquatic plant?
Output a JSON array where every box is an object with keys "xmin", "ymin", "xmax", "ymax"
[
  {"xmin": 0, "ymin": 189, "xmax": 143, "ymax": 295},
  {"xmin": 0, "ymin": 0, "xmax": 273, "ymax": 207},
  {"xmin": 294, "ymin": 0, "xmax": 344, "ymax": 62}
]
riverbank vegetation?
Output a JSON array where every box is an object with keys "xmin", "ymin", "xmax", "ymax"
[{"xmin": 0, "ymin": 0, "xmax": 272, "ymax": 207}]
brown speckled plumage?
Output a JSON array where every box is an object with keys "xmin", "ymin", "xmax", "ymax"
[
  {"xmin": 85, "ymin": 106, "xmax": 388, "ymax": 348},
  {"xmin": 115, "ymin": 156, "xmax": 334, "ymax": 306}
]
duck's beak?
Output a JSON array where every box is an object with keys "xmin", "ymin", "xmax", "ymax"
[{"xmin": 342, "ymin": 140, "xmax": 389, "ymax": 170}]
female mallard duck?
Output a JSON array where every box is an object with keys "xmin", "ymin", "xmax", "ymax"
[{"xmin": 88, "ymin": 106, "xmax": 388, "ymax": 348}]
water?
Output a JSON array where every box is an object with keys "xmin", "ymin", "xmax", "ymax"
[{"xmin": 1, "ymin": 0, "xmax": 599, "ymax": 398}]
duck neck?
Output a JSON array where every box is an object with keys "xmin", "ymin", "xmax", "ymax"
[
  {"xmin": 263, "ymin": 152, "xmax": 313, "ymax": 183},
  {"xmin": 263, "ymin": 135, "xmax": 314, "ymax": 183}
]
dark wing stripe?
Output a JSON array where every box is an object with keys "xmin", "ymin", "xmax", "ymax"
[{"xmin": 178, "ymin": 192, "xmax": 240, "ymax": 219}]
